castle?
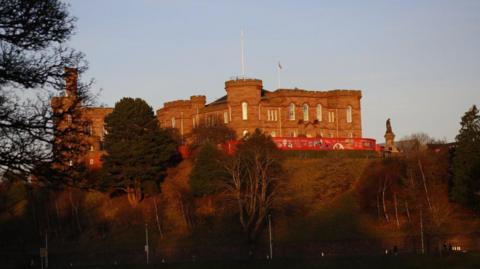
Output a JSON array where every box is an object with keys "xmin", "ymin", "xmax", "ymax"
[
  {"xmin": 52, "ymin": 69, "xmax": 365, "ymax": 168},
  {"xmin": 158, "ymin": 77, "xmax": 362, "ymax": 139}
]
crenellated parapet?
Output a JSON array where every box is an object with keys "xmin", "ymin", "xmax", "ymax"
[{"xmin": 269, "ymin": 89, "xmax": 362, "ymax": 98}]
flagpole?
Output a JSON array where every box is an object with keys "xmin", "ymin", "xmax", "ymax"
[
  {"xmin": 241, "ymin": 30, "xmax": 245, "ymax": 77},
  {"xmin": 277, "ymin": 61, "xmax": 282, "ymax": 89}
]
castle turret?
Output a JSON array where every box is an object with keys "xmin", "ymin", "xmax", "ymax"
[
  {"xmin": 225, "ymin": 78, "xmax": 263, "ymax": 136},
  {"xmin": 190, "ymin": 95, "xmax": 206, "ymax": 109},
  {"xmin": 225, "ymin": 78, "xmax": 262, "ymax": 104}
]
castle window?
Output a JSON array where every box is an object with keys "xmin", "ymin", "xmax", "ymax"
[
  {"xmin": 193, "ymin": 117, "xmax": 197, "ymax": 127},
  {"xmin": 171, "ymin": 117, "xmax": 176, "ymax": 128},
  {"xmin": 289, "ymin": 103, "xmax": 296, "ymax": 120},
  {"xmin": 271, "ymin": 131, "xmax": 277, "ymax": 137},
  {"xmin": 224, "ymin": 111, "xmax": 229, "ymax": 124},
  {"xmin": 89, "ymin": 158, "xmax": 94, "ymax": 165},
  {"xmin": 267, "ymin": 109, "xmax": 278, "ymax": 121},
  {"xmin": 328, "ymin": 111, "xmax": 335, "ymax": 123},
  {"xmin": 90, "ymin": 145, "xmax": 94, "ymax": 152},
  {"xmin": 66, "ymin": 114, "xmax": 72, "ymax": 125},
  {"xmin": 303, "ymin": 104, "xmax": 309, "ymax": 121},
  {"xmin": 69, "ymin": 160, "xmax": 73, "ymax": 167},
  {"xmin": 346, "ymin": 106, "xmax": 353, "ymax": 123},
  {"xmin": 316, "ymin": 104, "xmax": 322, "ymax": 121},
  {"xmin": 242, "ymin": 102, "xmax": 248, "ymax": 120},
  {"xmin": 84, "ymin": 123, "xmax": 93, "ymax": 136},
  {"xmin": 243, "ymin": 129, "xmax": 249, "ymax": 137}
]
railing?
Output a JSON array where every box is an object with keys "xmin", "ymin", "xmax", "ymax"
[{"xmin": 229, "ymin": 75, "xmax": 259, "ymax": 81}]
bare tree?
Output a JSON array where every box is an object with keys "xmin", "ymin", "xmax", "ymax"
[
  {"xmin": 224, "ymin": 130, "xmax": 283, "ymax": 245},
  {"xmin": 0, "ymin": 0, "xmax": 94, "ymax": 184}
]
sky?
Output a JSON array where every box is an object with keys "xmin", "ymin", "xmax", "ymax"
[{"xmin": 67, "ymin": 0, "xmax": 480, "ymax": 142}]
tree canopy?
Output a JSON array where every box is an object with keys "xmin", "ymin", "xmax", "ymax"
[
  {"xmin": 224, "ymin": 129, "xmax": 283, "ymax": 244},
  {"xmin": 0, "ymin": 0, "xmax": 91, "ymax": 178},
  {"xmin": 189, "ymin": 142, "xmax": 227, "ymax": 197},
  {"xmin": 101, "ymin": 97, "xmax": 180, "ymax": 206},
  {"xmin": 451, "ymin": 105, "xmax": 480, "ymax": 209},
  {"xmin": 190, "ymin": 123, "xmax": 236, "ymax": 149}
]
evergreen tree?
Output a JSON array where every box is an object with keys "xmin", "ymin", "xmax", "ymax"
[
  {"xmin": 451, "ymin": 105, "xmax": 480, "ymax": 209},
  {"xmin": 189, "ymin": 142, "xmax": 227, "ymax": 197},
  {"xmin": 102, "ymin": 98, "xmax": 180, "ymax": 207}
]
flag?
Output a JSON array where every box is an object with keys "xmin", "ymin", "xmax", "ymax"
[{"xmin": 278, "ymin": 62, "xmax": 282, "ymax": 69}]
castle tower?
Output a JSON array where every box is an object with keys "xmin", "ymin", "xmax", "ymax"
[
  {"xmin": 64, "ymin": 67, "xmax": 78, "ymax": 98},
  {"xmin": 225, "ymin": 78, "xmax": 262, "ymax": 136},
  {"xmin": 51, "ymin": 67, "xmax": 79, "ymax": 113}
]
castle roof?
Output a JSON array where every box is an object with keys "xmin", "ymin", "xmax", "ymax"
[{"xmin": 206, "ymin": 89, "xmax": 271, "ymax": 107}]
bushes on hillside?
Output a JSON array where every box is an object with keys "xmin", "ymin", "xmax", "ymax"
[{"xmin": 189, "ymin": 142, "xmax": 228, "ymax": 197}]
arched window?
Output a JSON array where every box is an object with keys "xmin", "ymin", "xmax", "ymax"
[
  {"xmin": 243, "ymin": 129, "xmax": 249, "ymax": 137},
  {"xmin": 289, "ymin": 103, "xmax": 296, "ymax": 120},
  {"xmin": 224, "ymin": 111, "xmax": 229, "ymax": 124},
  {"xmin": 171, "ymin": 117, "xmax": 176, "ymax": 128},
  {"xmin": 303, "ymin": 104, "xmax": 309, "ymax": 121},
  {"xmin": 84, "ymin": 123, "xmax": 93, "ymax": 136},
  {"xmin": 346, "ymin": 105, "xmax": 352, "ymax": 123},
  {"xmin": 242, "ymin": 102, "xmax": 248, "ymax": 120},
  {"xmin": 316, "ymin": 104, "xmax": 322, "ymax": 121}
]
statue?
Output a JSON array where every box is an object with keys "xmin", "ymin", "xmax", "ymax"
[
  {"xmin": 384, "ymin": 118, "xmax": 398, "ymax": 153},
  {"xmin": 386, "ymin": 118, "xmax": 392, "ymax": 134}
]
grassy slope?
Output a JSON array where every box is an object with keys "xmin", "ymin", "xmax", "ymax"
[{"xmin": 274, "ymin": 157, "xmax": 376, "ymax": 243}]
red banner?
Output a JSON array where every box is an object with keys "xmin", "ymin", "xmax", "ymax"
[{"xmin": 271, "ymin": 137, "xmax": 377, "ymax": 151}]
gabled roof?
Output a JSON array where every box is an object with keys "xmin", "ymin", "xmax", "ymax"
[
  {"xmin": 207, "ymin": 95, "xmax": 227, "ymax": 106},
  {"xmin": 206, "ymin": 89, "xmax": 271, "ymax": 106}
]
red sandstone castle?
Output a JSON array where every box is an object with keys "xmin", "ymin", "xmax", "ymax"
[
  {"xmin": 157, "ymin": 77, "xmax": 362, "ymax": 139},
  {"xmin": 52, "ymin": 69, "xmax": 367, "ymax": 168}
]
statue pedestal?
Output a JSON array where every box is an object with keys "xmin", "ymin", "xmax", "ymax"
[{"xmin": 384, "ymin": 132, "xmax": 399, "ymax": 153}]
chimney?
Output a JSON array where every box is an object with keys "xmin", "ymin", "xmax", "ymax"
[{"xmin": 64, "ymin": 67, "xmax": 78, "ymax": 97}]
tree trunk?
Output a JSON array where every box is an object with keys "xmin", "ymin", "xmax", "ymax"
[
  {"xmin": 376, "ymin": 180, "xmax": 381, "ymax": 221},
  {"xmin": 126, "ymin": 185, "xmax": 143, "ymax": 207},
  {"xmin": 394, "ymin": 192, "xmax": 400, "ymax": 228},
  {"xmin": 405, "ymin": 200, "xmax": 411, "ymax": 222},
  {"xmin": 382, "ymin": 176, "xmax": 390, "ymax": 223},
  {"xmin": 27, "ymin": 186, "xmax": 39, "ymax": 233},
  {"xmin": 418, "ymin": 159, "xmax": 432, "ymax": 211},
  {"xmin": 69, "ymin": 190, "xmax": 82, "ymax": 233},
  {"xmin": 153, "ymin": 197, "xmax": 163, "ymax": 238},
  {"xmin": 179, "ymin": 198, "xmax": 191, "ymax": 231},
  {"xmin": 420, "ymin": 208, "xmax": 425, "ymax": 254}
]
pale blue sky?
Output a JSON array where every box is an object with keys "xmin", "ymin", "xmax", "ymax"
[{"xmin": 67, "ymin": 0, "xmax": 480, "ymax": 142}]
